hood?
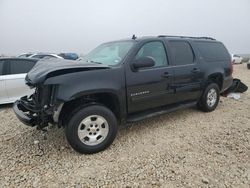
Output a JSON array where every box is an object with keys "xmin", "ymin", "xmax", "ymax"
[{"xmin": 26, "ymin": 58, "xmax": 110, "ymax": 85}]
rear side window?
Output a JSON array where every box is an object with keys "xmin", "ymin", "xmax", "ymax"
[
  {"xmin": 169, "ymin": 41, "xmax": 194, "ymax": 65},
  {"xmin": 0, "ymin": 60, "xmax": 4, "ymax": 75},
  {"xmin": 195, "ymin": 42, "xmax": 230, "ymax": 62},
  {"xmin": 9, "ymin": 60, "xmax": 36, "ymax": 74}
]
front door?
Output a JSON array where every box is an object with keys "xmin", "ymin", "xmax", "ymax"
[{"xmin": 126, "ymin": 41, "xmax": 175, "ymax": 114}]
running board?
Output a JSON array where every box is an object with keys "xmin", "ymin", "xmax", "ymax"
[{"xmin": 127, "ymin": 101, "xmax": 197, "ymax": 122}]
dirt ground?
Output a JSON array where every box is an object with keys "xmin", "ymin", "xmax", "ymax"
[{"xmin": 0, "ymin": 64, "xmax": 249, "ymax": 188}]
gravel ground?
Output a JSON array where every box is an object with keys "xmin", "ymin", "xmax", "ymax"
[{"xmin": 0, "ymin": 64, "xmax": 249, "ymax": 188}]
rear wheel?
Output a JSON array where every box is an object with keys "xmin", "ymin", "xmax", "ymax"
[
  {"xmin": 198, "ymin": 83, "xmax": 220, "ymax": 112},
  {"xmin": 65, "ymin": 105, "xmax": 118, "ymax": 154}
]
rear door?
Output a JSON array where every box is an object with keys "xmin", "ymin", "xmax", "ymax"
[
  {"xmin": 5, "ymin": 59, "xmax": 36, "ymax": 102},
  {"xmin": 0, "ymin": 60, "xmax": 9, "ymax": 104},
  {"xmin": 167, "ymin": 40, "xmax": 202, "ymax": 102},
  {"xmin": 126, "ymin": 40, "xmax": 176, "ymax": 113}
]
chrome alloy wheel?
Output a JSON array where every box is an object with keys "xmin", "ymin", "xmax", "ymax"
[
  {"xmin": 77, "ymin": 115, "xmax": 109, "ymax": 146},
  {"xmin": 207, "ymin": 88, "xmax": 217, "ymax": 107}
]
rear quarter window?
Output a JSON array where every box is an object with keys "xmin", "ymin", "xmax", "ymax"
[{"xmin": 195, "ymin": 41, "xmax": 230, "ymax": 62}]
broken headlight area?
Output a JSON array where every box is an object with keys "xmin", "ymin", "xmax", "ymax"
[{"xmin": 13, "ymin": 85, "xmax": 60, "ymax": 129}]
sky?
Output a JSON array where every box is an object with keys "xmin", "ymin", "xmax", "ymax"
[{"xmin": 0, "ymin": 0, "xmax": 250, "ymax": 55}]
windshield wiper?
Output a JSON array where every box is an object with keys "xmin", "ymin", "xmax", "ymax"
[{"xmin": 86, "ymin": 60, "xmax": 102, "ymax": 64}]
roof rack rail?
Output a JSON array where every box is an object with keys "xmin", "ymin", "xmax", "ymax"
[{"xmin": 158, "ymin": 35, "xmax": 216, "ymax": 40}]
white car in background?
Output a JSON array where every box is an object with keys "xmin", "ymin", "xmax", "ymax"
[
  {"xmin": 0, "ymin": 58, "xmax": 38, "ymax": 104},
  {"xmin": 231, "ymin": 54, "xmax": 243, "ymax": 64},
  {"xmin": 29, "ymin": 53, "xmax": 63, "ymax": 59}
]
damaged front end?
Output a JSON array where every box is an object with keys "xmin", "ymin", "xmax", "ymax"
[
  {"xmin": 13, "ymin": 58, "xmax": 110, "ymax": 129},
  {"xmin": 13, "ymin": 84, "xmax": 63, "ymax": 129}
]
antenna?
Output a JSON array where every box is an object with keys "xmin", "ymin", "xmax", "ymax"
[{"xmin": 132, "ymin": 34, "xmax": 137, "ymax": 40}]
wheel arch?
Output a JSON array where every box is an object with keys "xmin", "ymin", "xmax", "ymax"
[
  {"xmin": 207, "ymin": 73, "xmax": 224, "ymax": 91},
  {"xmin": 58, "ymin": 91, "xmax": 123, "ymax": 127}
]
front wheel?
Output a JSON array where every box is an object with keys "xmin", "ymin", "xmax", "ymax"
[
  {"xmin": 198, "ymin": 83, "xmax": 220, "ymax": 112},
  {"xmin": 65, "ymin": 105, "xmax": 118, "ymax": 154}
]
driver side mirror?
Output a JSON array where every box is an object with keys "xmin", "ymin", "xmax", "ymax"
[{"xmin": 132, "ymin": 56, "xmax": 155, "ymax": 70}]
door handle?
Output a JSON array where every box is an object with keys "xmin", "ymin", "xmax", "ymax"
[
  {"xmin": 162, "ymin": 72, "xmax": 172, "ymax": 78},
  {"xmin": 191, "ymin": 68, "xmax": 200, "ymax": 73}
]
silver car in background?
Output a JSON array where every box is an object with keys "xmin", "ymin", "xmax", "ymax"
[
  {"xmin": 29, "ymin": 53, "xmax": 63, "ymax": 59},
  {"xmin": 0, "ymin": 58, "xmax": 38, "ymax": 104}
]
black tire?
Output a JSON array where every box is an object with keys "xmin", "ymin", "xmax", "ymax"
[
  {"xmin": 65, "ymin": 104, "xmax": 118, "ymax": 154},
  {"xmin": 247, "ymin": 63, "xmax": 250, "ymax": 69},
  {"xmin": 198, "ymin": 83, "xmax": 220, "ymax": 112}
]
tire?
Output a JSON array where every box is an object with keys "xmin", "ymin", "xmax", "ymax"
[
  {"xmin": 198, "ymin": 83, "xmax": 220, "ymax": 112},
  {"xmin": 65, "ymin": 104, "xmax": 118, "ymax": 154}
]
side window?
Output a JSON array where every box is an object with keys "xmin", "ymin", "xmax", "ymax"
[
  {"xmin": 135, "ymin": 41, "xmax": 168, "ymax": 67},
  {"xmin": 9, "ymin": 60, "xmax": 36, "ymax": 74},
  {"xmin": 0, "ymin": 60, "xmax": 4, "ymax": 75},
  {"xmin": 169, "ymin": 41, "xmax": 194, "ymax": 65},
  {"xmin": 195, "ymin": 42, "xmax": 230, "ymax": 62}
]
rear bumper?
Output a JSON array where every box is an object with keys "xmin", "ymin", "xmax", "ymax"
[
  {"xmin": 13, "ymin": 100, "xmax": 36, "ymax": 127},
  {"xmin": 222, "ymin": 78, "xmax": 248, "ymax": 95}
]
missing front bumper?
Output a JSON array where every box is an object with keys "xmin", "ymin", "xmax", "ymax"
[
  {"xmin": 13, "ymin": 100, "xmax": 37, "ymax": 127},
  {"xmin": 13, "ymin": 95, "xmax": 60, "ymax": 129}
]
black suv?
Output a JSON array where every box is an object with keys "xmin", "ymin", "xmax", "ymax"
[{"xmin": 13, "ymin": 36, "xmax": 233, "ymax": 154}]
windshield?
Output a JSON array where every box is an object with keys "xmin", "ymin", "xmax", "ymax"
[{"xmin": 83, "ymin": 41, "xmax": 134, "ymax": 65}]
